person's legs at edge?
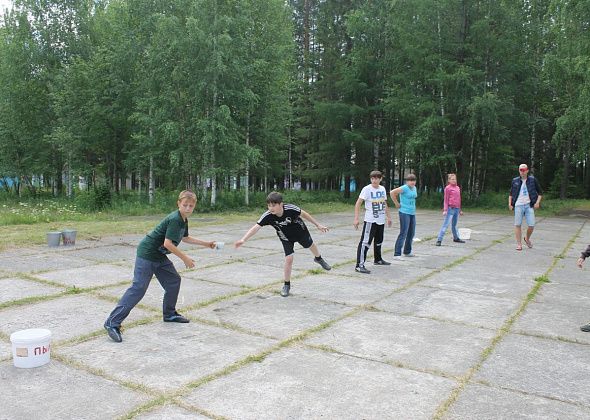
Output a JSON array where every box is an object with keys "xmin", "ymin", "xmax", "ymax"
[{"xmin": 403, "ymin": 214, "xmax": 416, "ymax": 255}]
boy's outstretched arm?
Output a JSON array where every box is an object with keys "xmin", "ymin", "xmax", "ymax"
[
  {"xmin": 300, "ymin": 210, "xmax": 328, "ymax": 232},
  {"xmin": 235, "ymin": 224, "xmax": 262, "ymax": 248},
  {"xmin": 182, "ymin": 236, "xmax": 215, "ymax": 249}
]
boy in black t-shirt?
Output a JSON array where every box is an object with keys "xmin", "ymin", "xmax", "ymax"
[{"xmin": 234, "ymin": 191, "xmax": 331, "ymax": 297}]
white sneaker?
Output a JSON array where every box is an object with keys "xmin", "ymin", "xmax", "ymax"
[{"xmin": 403, "ymin": 253, "xmax": 415, "ymax": 257}]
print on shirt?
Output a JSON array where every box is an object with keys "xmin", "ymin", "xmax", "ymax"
[
  {"xmin": 360, "ymin": 185, "xmax": 387, "ymax": 225},
  {"xmin": 257, "ymin": 204, "xmax": 307, "ymax": 242},
  {"xmin": 370, "ymin": 190, "xmax": 386, "ymax": 219}
]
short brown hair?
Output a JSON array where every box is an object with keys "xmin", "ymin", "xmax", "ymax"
[
  {"xmin": 406, "ymin": 173, "xmax": 416, "ymax": 181},
  {"xmin": 369, "ymin": 170, "xmax": 383, "ymax": 178},
  {"xmin": 178, "ymin": 190, "xmax": 197, "ymax": 202},
  {"xmin": 266, "ymin": 191, "xmax": 283, "ymax": 204}
]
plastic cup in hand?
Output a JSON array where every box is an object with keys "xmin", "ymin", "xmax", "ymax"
[{"xmin": 215, "ymin": 242, "xmax": 225, "ymax": 251}]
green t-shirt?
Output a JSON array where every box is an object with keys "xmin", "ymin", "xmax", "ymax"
[{"xmin": 137, "ymin": 210, "xmax": 189, "ymax": 262}]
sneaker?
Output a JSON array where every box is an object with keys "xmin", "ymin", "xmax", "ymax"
[
  {"xmin": 435, "ymin": 241, "xmax": 442, "ymax": 246},
  {"xmin": 453, "ymin": 238, "xmax": 465, "ymax": 243},
  {"xmin": 374, "ymin": 260, "xmax": 391, "ymax": 266},
  {"xmin": 403, "ymin": 253, "xmax": 415, "ymax": 257},
  {"xmin": 355, "ymin": 265, "xmax": 371, "ymax": 274},
  {"xmin": 164, "ymin": 312, "xmax": 190, "ymax": 323},
  {"xmin": 393, "ymin": 255, "xmax": 403, "ymax": 260},
  {"xmin": 581, "ymin": 323, "xmax": 590, "ymax": 332},
  {"xmin": 523, "ymin": 236, "xmax": 533, "ymax": 248},
  {"xmin": 314, "ymin": 256, "xmax": 331, "ymax": 270},
  {"xmin": 280, "ymin": 283, "xmax": 291, "ymax": 297},
  {"xmin": 104, "ymin": 325, "xmax": 122, "ymax": 343}
]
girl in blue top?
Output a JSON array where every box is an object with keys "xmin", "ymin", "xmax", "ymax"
[{"xmin": 390, "ymin": 173, "xmax": 418, "ymax": 257}]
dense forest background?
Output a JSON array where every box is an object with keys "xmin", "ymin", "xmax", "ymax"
[{"xmin": 0, "ymin": 0, "xmax": 589, "ymax": 205}]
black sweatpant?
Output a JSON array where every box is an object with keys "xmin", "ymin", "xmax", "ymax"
[{"xmin": 356, "ymin": 221, "xmax": 384, "ymax": 267}]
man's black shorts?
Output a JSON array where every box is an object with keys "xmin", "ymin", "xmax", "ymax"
[{"xmin": 280, "ymin": 232, "xmax": 313, "ymax": 256}]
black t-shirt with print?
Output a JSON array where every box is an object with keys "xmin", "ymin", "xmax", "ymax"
[{"xmin": 257, "ymin": 204, "xmax": 309, "ymax": 242}]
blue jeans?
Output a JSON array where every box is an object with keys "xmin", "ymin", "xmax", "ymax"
[
  {"xmin": 437, "ymin": 208, "xmax": 460, "ymax": 241},
  {"xmin": 514, "ymin": 204, "xmax": 535, "ymax": 227},
  {"xmin": 105, "ymin": 256, "xmax": 181, "ymax": 327},
  {"xmin": 395, "ymin": 212, "xmax": 416, "ymax": 256}
]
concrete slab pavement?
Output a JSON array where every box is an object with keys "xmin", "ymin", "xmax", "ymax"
[{"xmin": 1, "ymin": 211, "xmax": 589, "ymax": 419}]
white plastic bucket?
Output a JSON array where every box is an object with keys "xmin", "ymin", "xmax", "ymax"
[
  {"xmin": 47, "ymin": 232, "xmax": 62, "ymax": 247},
  {"xmin": 10, "ymin": 329, "xmax": 52, "ymax": 368},
  {"xmin": 458, "ymin": 228, "xmax": 472, "ymax": 240},
  {"xmin": 62, "ymin": 229, "xmax": 77, "ymax": 246}
]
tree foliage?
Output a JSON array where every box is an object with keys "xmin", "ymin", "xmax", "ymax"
[{"xmin": 0, "ymin": 0, "xmax": 589, "ymax": 201}]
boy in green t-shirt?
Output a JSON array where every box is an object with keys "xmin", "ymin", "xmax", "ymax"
[{"xmin": 104, "ymin": 190, "xmax": 216, "ymax": 343}]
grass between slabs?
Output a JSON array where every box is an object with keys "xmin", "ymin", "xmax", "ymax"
[{"xmin": 432, "ymin": 222, "xmax": 586, "ymax": 420}]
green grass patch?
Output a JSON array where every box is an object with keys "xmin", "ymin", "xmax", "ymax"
[
  {"xmin": 534, "ymin": 275, "xmax": 551, "ymax": 283},
  {"xmin": 1, "ymin": 189, "xmax": 586, "ymax": 252}
]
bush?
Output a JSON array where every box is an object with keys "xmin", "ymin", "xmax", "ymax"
[{"xmin": 74, "ymin": 185, "xmax": 112, "ymax": 211}]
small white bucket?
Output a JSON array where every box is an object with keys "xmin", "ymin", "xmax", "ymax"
[
  {"xmin": 458, "ymin": 228, "xmax": 472, "ymax": 240},
  {"xmin": 10, "ymin": 329, "xmax": 52, "ymax": 368},
  {"xmin": 215, "ymin": 241, "xmax": 225, "ymax": 251}
]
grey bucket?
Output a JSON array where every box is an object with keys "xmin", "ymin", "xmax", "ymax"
[
  {"xmin": 61, "ymin": 229, "xmax": 77, "ymax": 246},
  {"xmin": 47, "ymin": 232, "xmax": 62, "ymax": 247}
]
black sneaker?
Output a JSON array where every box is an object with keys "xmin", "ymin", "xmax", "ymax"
[
  {"xmin": 104, "ymin": 325, "xmax": 122, "ymax": 343},
  {"xmin": 581, "ymin": 323, "xmax": 590, "ymax": 332},
  {"xmin": 374, "ymin": 260, "xmax": 391, "ymax": 266},
  {"xmin": 436, "ymin": 241, "xmax": 442, "ymax": 246},
  {"xmin": 280, "ymin": 283, "xmax": 291, "ymax": 297},
  {"xmin": 164, "ymin": 312, "xmax": 190, "ymax": 323},
  {"xmin": 453, "ymin": 238, "xmax": 465, "ymax": 243},
  {"xmin": 314, "ymin": 256, "xmax": 331, "ymax": 270},
  {"xmin": 355, "ymin": 265, "xmax": 371, "ymax": 274}
]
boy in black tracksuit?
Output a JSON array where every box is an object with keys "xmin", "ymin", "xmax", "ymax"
[{"xmin": 234, "ymin": 191, "xmax": 331, "ymax": 297}]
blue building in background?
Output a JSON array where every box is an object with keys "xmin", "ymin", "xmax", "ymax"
[
  {"xmin": 0, "ymin": 177, "xmax": 17, "ymax": 188},
  {"xmin": 340, "ymin": 178, "xmax": 356, "ymax": 193}
]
